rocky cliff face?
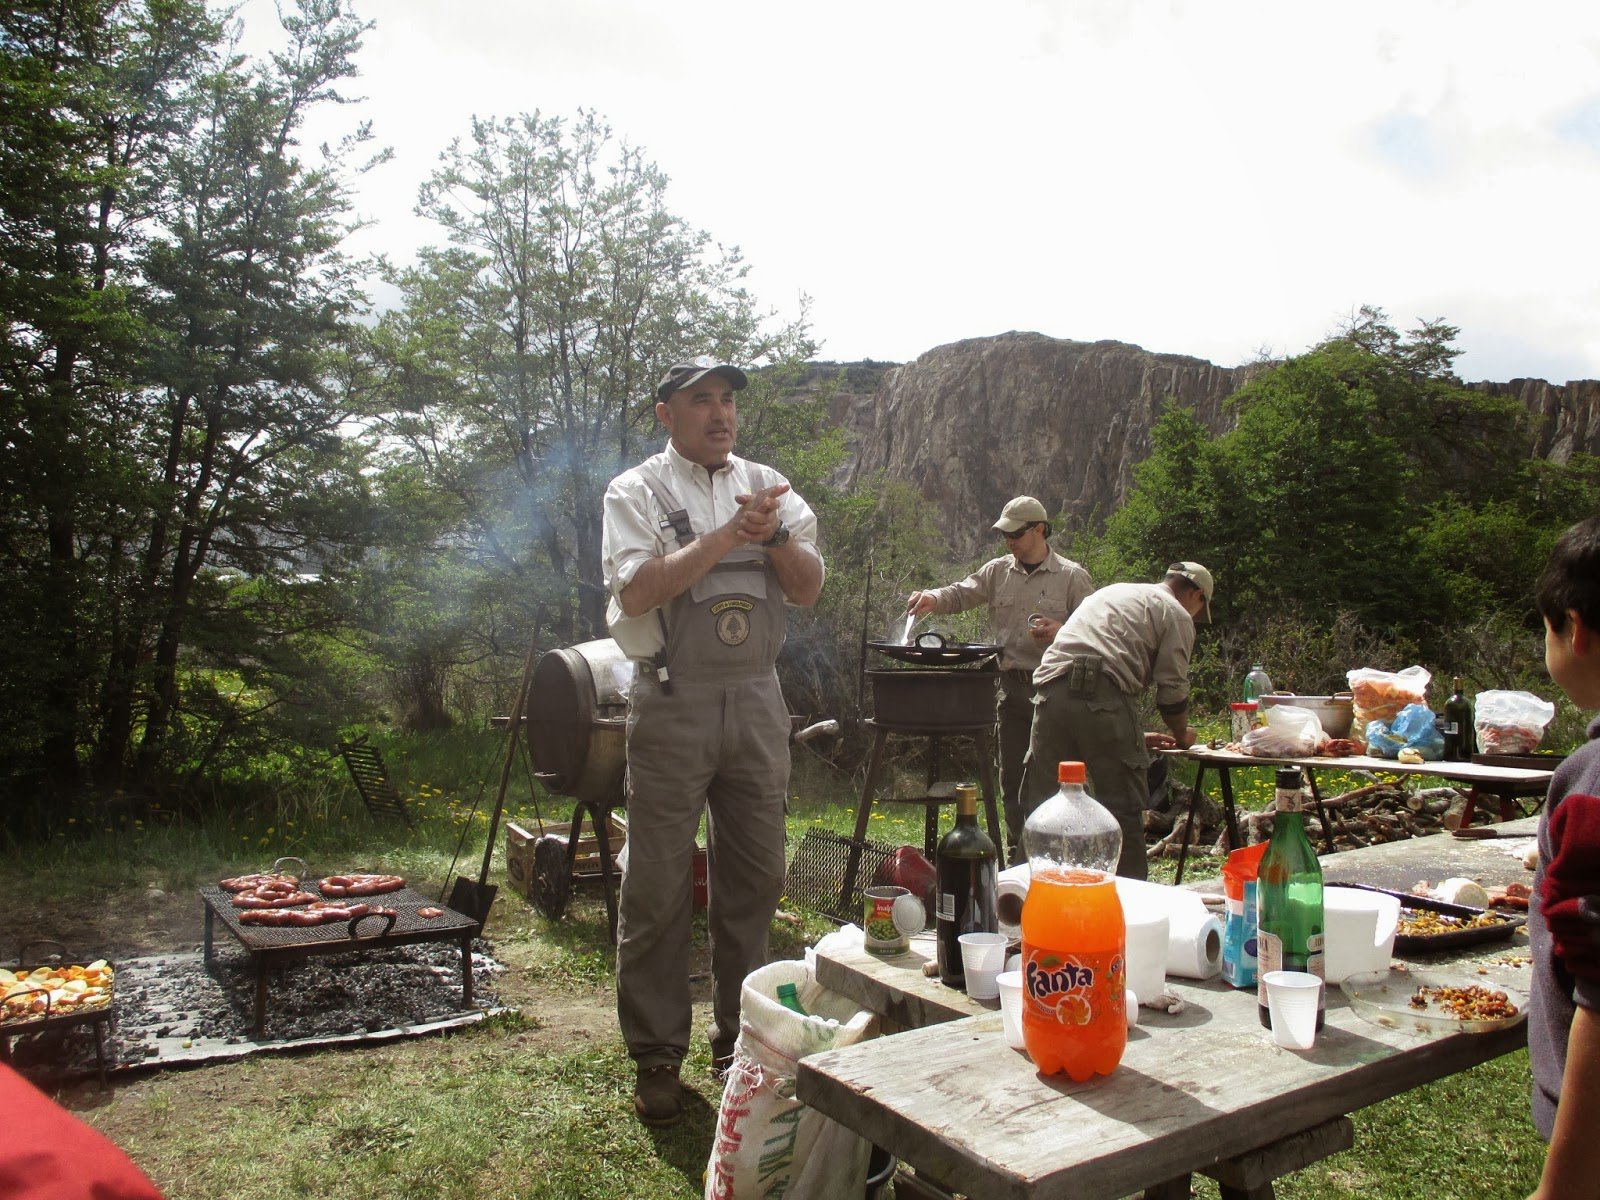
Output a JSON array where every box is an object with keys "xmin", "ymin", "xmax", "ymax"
[
  {"xmin": 835, "ymin": 332, "xmax": 1250, "ymax": 560},
  {"xmin": 1471, "ymin": 378, "xmax": 1600, "ymax": 464},
  {"xmin": 825, "ymin": 333, "xmax": 1600, "ymax": 563}
]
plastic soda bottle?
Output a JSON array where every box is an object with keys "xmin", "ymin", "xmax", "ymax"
[
  {"xmin": 1243, "ymin": 663, "xmax": 1274, "ymax": 705},
  {"xmin": 1019, "ymin": 761, "xmax": 1126, "ymax": 1080}
]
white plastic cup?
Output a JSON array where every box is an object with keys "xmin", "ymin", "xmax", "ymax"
[
  {"xmin": 1262, "ymin": 970, "xmax": 1323, "ymax": 1050},
  {"xmin": 1123, "ymin": 906, "xmax": 1170, "ymax": 1005},
  {"xmin": 958, "ymin": 931, "xmax": 1009, "ymax": 1000},
  {"xmin": 995, "ymin": 970, "xmax": 1026, "ymax": 1048}
]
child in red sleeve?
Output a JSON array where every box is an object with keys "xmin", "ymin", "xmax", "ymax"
[
  {"xmin": 0, "ymin": 1062, "xmax": 163, "ymax": 1199},
  {"xmin": 1529, "ymin": 515, "xmax": 1600, "ymax": 1200}
]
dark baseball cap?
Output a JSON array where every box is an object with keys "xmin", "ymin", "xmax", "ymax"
[{"xmin": 655, "ymin": 356, "xmax": 749, "ymax": 401}]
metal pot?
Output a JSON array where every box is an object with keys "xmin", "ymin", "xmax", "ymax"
[
  {"xmin": 867, "ymin": 668, "xmax": 997, "ymax": 731},
  {"xmin": 1259, "ymin": 692, "xmax": 1354, "ymax": 739},
  {"xmin": 526, "ymin": 639, "xmax": 634, "ymax": 801}
]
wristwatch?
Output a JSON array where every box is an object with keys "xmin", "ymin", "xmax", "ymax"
[{"xmin": 762, "ymin": 522, "xmax": 791, "ymax": 548}]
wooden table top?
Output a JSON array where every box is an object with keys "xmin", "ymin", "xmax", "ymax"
[
  {"xmin": 798, "ymin": 826, "xmax": 1539, "ymax": 1200},
  {"xmin": 1163, "ymin": 745, "xmax": 1554, "ymax": 790}
]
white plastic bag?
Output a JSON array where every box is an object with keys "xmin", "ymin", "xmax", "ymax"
[
  {"xmin": 705, "ymin": 955, "xmax": 878, "ymax": 1200},
  {"xmin": 1240, "ymin": 704, "xmax": 1327, "ymax": 758},
  {"xmin": 1346, "ymin": 665, "xmax": 1431, "ymax": 736},
  {"xmin": 1473, "ymin": 690, "xmax": 1557, "ymax": 755}
]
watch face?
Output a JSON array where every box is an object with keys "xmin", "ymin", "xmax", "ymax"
[{"xmin": 766, "ymin": 525, "xmax": 790, "ymax": 547}]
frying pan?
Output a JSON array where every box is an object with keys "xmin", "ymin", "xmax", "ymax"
[{"xmin": 865, "ymin": 631, "xmax": 1002, "ymax": 666}]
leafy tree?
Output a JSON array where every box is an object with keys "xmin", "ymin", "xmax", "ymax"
[
  {"xmin": 366, "ymin": 110, "xmax": 816, "ymax": 714},
  {"xmin": 1094, "ymin": 309, "xmax": 1599, "ymax": 700}
]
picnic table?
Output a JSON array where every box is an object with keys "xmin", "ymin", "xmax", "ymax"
[
  {"xmin": 798, "ymin": 821, "xmax": 1539, "ymax": 1200},
  {"xmin": 1160, "ymin": 746, "xmax": 1553, "ymax": 881}
]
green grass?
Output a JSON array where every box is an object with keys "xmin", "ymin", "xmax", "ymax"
[{"xmin": 2, "ymin": 730, "xmax": 1552, "ymax": 1199}]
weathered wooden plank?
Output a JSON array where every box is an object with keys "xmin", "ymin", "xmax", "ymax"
[
  {"xmin": 1199, "ymin": 1116, "xmax": 1354, "ymax": 1189},
  {"xmin": 799, "ymin": 828, "xmax": 1537, "ymax": 1200},
  {"xmin": 814, "ymin": 932, "xmax": 987, "ymax": 1031}
]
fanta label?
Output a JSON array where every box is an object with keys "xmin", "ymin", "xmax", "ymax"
[{"xmin": 1023, "ymin": 948, "xmax": 1124, "ymax": 1027}]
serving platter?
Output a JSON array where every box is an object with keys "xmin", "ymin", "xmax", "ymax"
[
  {"xmin": 1323, "ymin": 881, "xmax": 1524, "ymax": 953},
  {"xmin": 1341, "ymin": 967, "xmax": 1528, "ymax": 1035}
]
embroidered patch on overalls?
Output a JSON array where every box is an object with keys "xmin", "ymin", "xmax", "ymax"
[{"xmin": 712, "ymin": 598, "xmax": 754, "ymax": 646}]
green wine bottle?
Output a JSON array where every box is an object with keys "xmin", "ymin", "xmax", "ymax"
[
  {"xmin": 1444, "ymin": 677, "xmax": 1475, "ymax": 760},
  {"xmin": 1256, "ymin": 766, "xmax": 1325, "ymax": 1031},
  {"xmin": 775, "ymin": 982, "xmax": 807, "ymax": 1016}
]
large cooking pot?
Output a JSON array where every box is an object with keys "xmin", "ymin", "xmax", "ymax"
[
  {"xmin": 868, "ymin": 668, "xmax": 997, "ymax": 731},
  {"xmin": 526, "ymin": 639, "xmax": 634, "ymax": 801}
]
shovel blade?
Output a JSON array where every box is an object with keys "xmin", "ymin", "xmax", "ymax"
[{"xmin": 448, "ymin": 877, "xmax": 497, "ymax": 927}]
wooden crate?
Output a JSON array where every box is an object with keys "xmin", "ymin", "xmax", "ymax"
[{"xmin": 505, "ymin": 814, "xmax": 627, "ymax": 898}]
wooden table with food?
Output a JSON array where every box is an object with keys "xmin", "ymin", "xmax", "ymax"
[
  {"xmin": 1161, "ymin": 745, "xmax": 1553, "ymax": 882},
  {"xmin": 797, "ymin": 826, "xmax": 1538, "ymax": 1200}
]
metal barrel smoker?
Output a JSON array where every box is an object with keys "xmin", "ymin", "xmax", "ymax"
[{"xmin": 520, "ymin": 638, "xmax": 632, "ymax": 940}]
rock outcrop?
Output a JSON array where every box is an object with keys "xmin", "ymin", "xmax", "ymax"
[
  {"xmin": 822, "ymin": 333, "xmax": 1600, "ymax": 563},
  {"xmin": 1471, "ymin": 378, "xmax": 1600, "ymax": 464},
  {"xmin": 836, "ymin": 332, "xmax": 1251, "ymax": 560}
]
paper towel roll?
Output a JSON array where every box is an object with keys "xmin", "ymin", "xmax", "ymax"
[
  {"xmin": 1115, "ymin": 878, "xmax": 1223, "ymax": 980},
  {"xmin": 995, "ymin": 866, "xmax": 1220, "ymax": 978},
  {"xmin": 997, "ymin": 862, "xmax": 1032, "ymax": 937}
]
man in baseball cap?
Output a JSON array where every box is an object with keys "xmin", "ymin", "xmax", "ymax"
[
  {"xmin": 1165, "ymin": 561, "xmax": 1213, "ymax": 624},
  {"xmin": 1022, "ymin": 560, "xmax": 1215, "ymax": 878},
  {"xmin": 906, "ymin": 495, "xmax": 1094, "ymax": 861},
  {"xmin": 655, "ymin": 356, "xmax": 749, "ymax": 401}
]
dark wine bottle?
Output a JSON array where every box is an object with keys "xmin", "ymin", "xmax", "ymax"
[
  {"xmin": 1257, "ymin": 767, "xmax": 1325, "ymax": 1031},
  {"xmin": 1445, "ymin": 677, "xmax": 1475, "ymax": 760},
  {"xmin": 935, "ymin": 782, "xmax": 999, "ymax": 989}
]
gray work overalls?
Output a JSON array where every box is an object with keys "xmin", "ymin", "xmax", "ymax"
[{"xmin": 616, "ymin": 465, "xmax": 793, "ymax": 1069}]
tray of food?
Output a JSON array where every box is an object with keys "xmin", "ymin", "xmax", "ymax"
[
  {"xmin": 1, "ymin": 958, "xmax": 115, "ymax": 1029},
  {"xmin": 1323, "ymin": 881, "xmax": 1525, "ymax": 953},
  {"xmin": 1341, "ymin": 967, "xmax": 1528, "ymax": 1035}
]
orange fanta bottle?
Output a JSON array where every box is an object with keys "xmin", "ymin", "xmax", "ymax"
[{"xmin": 1020, "ymin": 761, "xmax": 1127, "ymax": 1080}]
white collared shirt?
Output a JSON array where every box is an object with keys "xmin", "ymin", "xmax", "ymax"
[{"xmin": 601, "ymin": 440, "xmax": 821, "ymax": 660}]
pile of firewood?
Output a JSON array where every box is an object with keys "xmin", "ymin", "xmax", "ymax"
[{"xmin": 1146, "ymin": 775, "xmax": 1483, "ymax": 860}]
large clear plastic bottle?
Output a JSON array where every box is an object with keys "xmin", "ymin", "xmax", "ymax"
[{"xmin": 1018, "ymin": 762, "xmax": 1126, "ymax": 1080}]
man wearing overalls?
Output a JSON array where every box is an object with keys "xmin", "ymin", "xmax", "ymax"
[{"xmin": 602, "ymin": 356, "xmax": 825, "ymax": 1128}]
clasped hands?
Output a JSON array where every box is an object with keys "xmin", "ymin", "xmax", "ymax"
[{"xmin": 724, "ymin": 482, "xmax": 789, "ymax": 545}]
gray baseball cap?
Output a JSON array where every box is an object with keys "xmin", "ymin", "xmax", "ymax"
[
  {"xmin": 655, "ymin": 356, "xmax": 749, "ymax": 401},
  {"xmin": 992, "ymin": 496, "xmax": 1049, "ymax": 533}
]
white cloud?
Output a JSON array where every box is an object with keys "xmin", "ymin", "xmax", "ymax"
[{"xmin": 239, "ymin": 0, "xmax": 1600, "ymax": 382}]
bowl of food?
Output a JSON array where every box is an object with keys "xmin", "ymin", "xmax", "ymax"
[{"xmin": 1259, "ymin": 693, "xmax": 1354, "ymax": 739}]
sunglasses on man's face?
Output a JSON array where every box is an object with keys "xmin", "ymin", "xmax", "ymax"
[{"xmin": 1001, "ymin": 524, "xmax": 1037, "ymax": 540}]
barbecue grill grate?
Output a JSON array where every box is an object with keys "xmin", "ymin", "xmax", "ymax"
[{"xmin": 783, "ymin": 829, "xmax": 898, "ymax": 923}]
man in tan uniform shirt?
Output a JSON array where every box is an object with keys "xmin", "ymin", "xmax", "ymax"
[
  {"xmin": 907, "ymin": 496, "xmax": 1093, "ymax": 860},
  {"xmin": 1020, "ymin": 563, "xmax": 1213, "ymax": 878}
]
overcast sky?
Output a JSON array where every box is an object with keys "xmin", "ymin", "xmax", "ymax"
[{"xmin": 239, "ymin": 0, "xmax": 1600, "ymax": 384}]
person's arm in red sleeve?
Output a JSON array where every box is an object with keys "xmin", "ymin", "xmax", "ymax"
[{"xmin": 0, "ymin": 1063, "xmax": 164, "ymax": 1200}]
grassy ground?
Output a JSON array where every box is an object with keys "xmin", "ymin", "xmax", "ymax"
[{"xmin": 0, "ymin": 731, "xmax": 1549, "ymax": 1199}]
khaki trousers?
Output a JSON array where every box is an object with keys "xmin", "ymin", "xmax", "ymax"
[
  {"xmin": 617, "ymin": 672, "xmax": 790, "ymax": 1068},
  {"xmin": 1019, "ymin": 669, "xmax": 1151, "ymax": 880}
]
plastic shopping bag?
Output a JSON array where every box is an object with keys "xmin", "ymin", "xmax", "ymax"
[
  {"xmin": 1240, "ymin": 703, "xmax": 1327, "ymax": 758},
  {"xmin": 705, "ymin": 951, "xmax": 878, "ymax": 1200},
  {"xmin": 1364, "ymin": 703, "xmax": 1445, "ymax": 761},
  {"xmin": 1346, "ymin": 666, "xmax": 1431, "ymax": 737},
  {"xmin": 1474, "ymin": 690, "xmax": 1558, "ymax": 756}
]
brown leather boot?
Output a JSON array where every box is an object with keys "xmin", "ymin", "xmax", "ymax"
[{"xmin": 633, "ymin": 1062, "xmax": 685, "ymax": 1127}]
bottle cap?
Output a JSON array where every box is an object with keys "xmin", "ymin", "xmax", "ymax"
[
  {"xmin": 1274, "ymin": 766, "xmax": 1302, "ymax": 790},
  {"xmin": 1057, "ymin": 761, "xmax": 1087, "ymax": 784}
]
